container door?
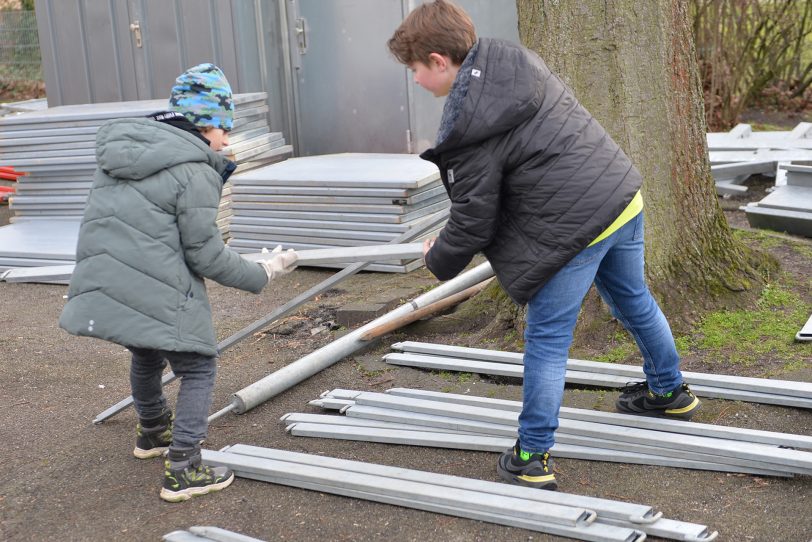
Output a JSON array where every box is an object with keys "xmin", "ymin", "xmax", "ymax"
[{"xmin": 286, "ymin": 0, "xmax": 411, "ymax": 155}]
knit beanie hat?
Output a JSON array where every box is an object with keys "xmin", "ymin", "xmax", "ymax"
[{"xmin": 168, "ymin": 63, "xmax": 233, "ymax": 131}]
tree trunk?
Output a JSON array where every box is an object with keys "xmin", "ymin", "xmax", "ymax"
[{"xmin": 485, "ymin": 0, "xmax": 773, "ymax": 324}]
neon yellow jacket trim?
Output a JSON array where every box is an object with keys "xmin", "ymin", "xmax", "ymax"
[{"xmin": 588, "ymin": 190, "xmax": 643, "ymax": 247}]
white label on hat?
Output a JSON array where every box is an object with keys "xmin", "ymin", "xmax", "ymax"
[{"xmin": 472, "ymin": 69, "xmax": 481, "ymax": 77}]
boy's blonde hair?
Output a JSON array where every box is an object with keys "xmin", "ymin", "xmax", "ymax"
[{"xmin": 387, "ymin": 0, "xmax": 476, "ymax": 66}]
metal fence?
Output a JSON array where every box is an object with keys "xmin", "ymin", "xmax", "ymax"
[{"xmin": 0, "ymin": 9, "xmax": 40, "ymax": 81}]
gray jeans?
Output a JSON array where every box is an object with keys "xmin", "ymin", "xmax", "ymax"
[{"xmin": 128, "ymin": 347, "xmax": 217, "ymax": 449}]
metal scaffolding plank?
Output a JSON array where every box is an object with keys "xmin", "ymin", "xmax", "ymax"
[
  {"xmin": 229, "ymin": 224, "xmax": 399, "ymax": 243},
  {"xmin": 228, "ymin": 200, "xmax": 451, "ymax": 224},
  {"xmin": 231, "ymin": 181, "xmax": 442, "ymax": 198},
  {"xmin": 280, "ymin": 412, "xmax": 495, "ymax": 436},
  {"xmin": 186, "ymin": 526, "xmax": 268, "ymax": 542},
  {"xmin": 798, "ymin": 314, "xmax": 812, "ymax": 342},
  {"xmin": 344, "ymin": 392, "xmax": 812, "ymax": 474},
  {"xmin": 383, "ymin": 388, "xmax": 812, "ymax": 450},
  {"xmin": 221, "ymin": 444, "xmax": 666, "ymax": 527},
  {"xmin": 202, "ymin": 449, "xmax": 654, "ymax": 542},
  {"xmin": 285, "ymin": 422, "xmax": 782, "ymax": 477},
  {"xmin": 229, "ymin": 211, "xmax": 446, "ymax": 232},
  {"xmin": 390, "ymin": 342, "xmax": 812, "ymax": 401},
  {"xmin": 230, "ymin": 185, "xmax": 447, "ymax": 206},
  {"xmin": 201, "ymin": 450, "xmax": 596, "ymax": 527},
  {"xmin": 231, "ymin": 194, "xmax": 448, "ymax": 215},
  {"xmin": 337, "ymin": 404, "xmax": 792, "ymax": 476},
  {"xmin": 230, "ymin": 153, "xmax": 441, "ymax": 189}
]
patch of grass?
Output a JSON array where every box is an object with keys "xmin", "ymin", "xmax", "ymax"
[
  {"xmin": 594, "ymin": 331, "xmax": 637, "ymax": 363},
  {"xmin": 353, "ymin": 362, "xmax": 387, "ymax": 379},
  {"xmin": 457, "ymin": 372, "xmax": 473, "ymax": 383},
  {"xmin": 749, "ymin": 122, "xmax": 786, "ymax": 132},
  {"xmin": 692, "ymin": 282, "xmax": 808, "ymax": 367},
  {"xmin": 437, "ymin": 370, "xmax": 472, "ymax": 383},
  {"xmin": 731, "ymin": 228, "xmax": 786, "ymax": 250},
  {"xmin": 674, "ymin": 335, "xmax": 692, "ymax": 356}
]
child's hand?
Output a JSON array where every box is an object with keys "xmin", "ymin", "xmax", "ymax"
[
  {"xmin": 257, "ymin": 245, "xmax": 298, "ymax": 282},
  {"xmin": 423, "ymin": 237, "xmax": 436, "ymax": 257}
]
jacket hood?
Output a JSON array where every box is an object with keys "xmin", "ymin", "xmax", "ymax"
[
  {"xmin": 95, "ymin": 117, "xmax": 229, "ymax": 181},
  {"xmin": 431, "ymin": 38, "xmax": 544, "ymax": 154}
]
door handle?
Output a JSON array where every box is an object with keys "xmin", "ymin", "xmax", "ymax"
[{"xmin": 129, "ymin": 20, "xmax": 143, "ymax": 48}]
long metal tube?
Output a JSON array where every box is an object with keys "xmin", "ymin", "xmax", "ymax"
[{"xmin": 224, "ymin": 262, "xmax": 494, "ymax": 415}]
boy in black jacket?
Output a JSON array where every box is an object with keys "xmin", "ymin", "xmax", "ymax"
[{"xmin": 388, "ymin": 0, "xmax": 699, "ymax": 490}]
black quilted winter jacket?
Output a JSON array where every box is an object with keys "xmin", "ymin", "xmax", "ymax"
[{"xmin": 420, "ymin": 38, "xmax": 643, "ymax": 305}]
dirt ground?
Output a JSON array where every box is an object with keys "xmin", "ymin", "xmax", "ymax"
[{"xmin": 0, "ymin": 196, "xmax": 810, "ymax": 542}]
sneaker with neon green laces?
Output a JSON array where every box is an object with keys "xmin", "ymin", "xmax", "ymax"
[
  {"xmin": 497, "ymin": 439, "xmax": 557, "ymax": 490},
  {"xmin": 616, "ymin": 382, "xmax": 701, "ymax": 420},
  {"xmin": 160, "ymin": 446, "xmax": 234, "ymax": 502}
]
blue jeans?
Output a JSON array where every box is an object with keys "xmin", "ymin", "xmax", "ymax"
[
  {"xmin": 518, "ymin": 212, "xmax": 682, "ymax": 453},
  {"xmin": 128, "ymin": 347, "xmax": 218, "ymax": 449}
]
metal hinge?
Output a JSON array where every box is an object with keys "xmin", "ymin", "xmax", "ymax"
[{"xmin": 129, "ymin": 20, "xmax": 142, "ymax": 48}]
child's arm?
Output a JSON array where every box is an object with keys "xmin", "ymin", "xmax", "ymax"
[
  {"xmin": 176, "ymin": 169, "xmax": 268, "ymax": 293},
  {"xmin": 425, "ymin": 147, "xmax": 502, "ymax": 280}
]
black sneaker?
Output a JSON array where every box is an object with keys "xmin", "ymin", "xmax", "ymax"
[
  {"xmin": 616, "ymin": 382, "xmax": 701, "ymax": 420},
  {"xmin": 133, "ymin": 409, "xmax": 173, "ymax": 459},
  {"xmin": 497, "ymin": 440, "xmax": 557, "ymax": 490},
  {"xmin": 160, "ymin": 446, "xmax": 234, "ymax": 502}
]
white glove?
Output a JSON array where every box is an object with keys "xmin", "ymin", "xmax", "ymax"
[{"xmin": 257, "ymin": 245, "xmax": 298, "ymax": 282}]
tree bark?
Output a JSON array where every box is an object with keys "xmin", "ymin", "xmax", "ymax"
[{"xmin": 497, "ymin": 0, "xmax": 772, "ymax": 321}]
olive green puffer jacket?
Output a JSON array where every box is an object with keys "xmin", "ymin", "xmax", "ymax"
[{"xmin": 59, "ymin": 118, "xmax": 267, "ymax": 356}]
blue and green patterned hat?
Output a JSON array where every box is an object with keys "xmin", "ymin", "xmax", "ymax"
[{"xmin": 168, "ymin": 63, "xmax": 233, "ymax": 131}]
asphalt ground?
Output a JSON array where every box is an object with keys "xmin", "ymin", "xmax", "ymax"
[{"xmin": 1, "ymin": 203, "xmax": 810, "ymax": 542}]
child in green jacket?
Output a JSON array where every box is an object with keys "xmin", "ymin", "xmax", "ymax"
[{"xmin": 60, "ymin": 64, "xmax": 296, "ymax": 501}]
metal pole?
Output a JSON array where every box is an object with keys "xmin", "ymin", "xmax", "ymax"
[
  {"xmin": 223, "ymin": 262, "xmax": 494, "ymax": 416},
  {"xmin": 92, "ymin": 210, "xmax": 449, "ymax": 423}
]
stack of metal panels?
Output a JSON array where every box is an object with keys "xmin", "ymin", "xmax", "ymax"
[
  {"xmin": 743, "ymin": 164, "xmax": 812, "ymax": 237},
  {"xmin": 0, "ymin": 219, "xmax": 78, "ymax": 274},
  {"xmin": 0, "ymin": 92, "xmax": 291, "ymax": 235},
  {"xmin": 0, "ymin": 93, "xmax": 291, "ymax": 272},
  {"xmin": 227, "ymin": 153, "xmax": 449, "ymax": 273},
  {"xmin": 708, "ymin": 122, "xmax": 812, "ymax": 195}
]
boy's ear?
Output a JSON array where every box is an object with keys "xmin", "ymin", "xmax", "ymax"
[{"xmin": 428, "ymin": 52, "xmax": 451, "ymax": 71}]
